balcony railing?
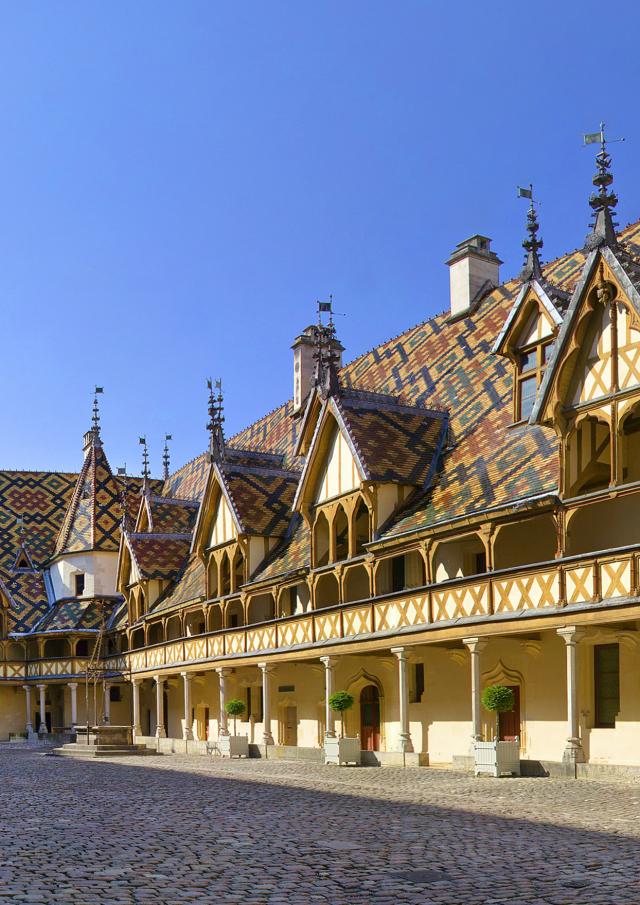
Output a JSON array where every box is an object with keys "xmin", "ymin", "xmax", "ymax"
[
  {"xmin": 1, "ymin": 657, "xmax": 92, "ymax": 680},
  {"xmin": 115, "ymin": 544, "xmax": 640, "ymax": 675}
]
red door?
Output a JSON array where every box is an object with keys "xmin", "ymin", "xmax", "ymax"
[
  {"xmin": 360, "ymin": 685, "xmax": 380, "ymax": 751},
  {"xmin": 499, "ymin": 686, "xmax": 521, "ymax": 741}
]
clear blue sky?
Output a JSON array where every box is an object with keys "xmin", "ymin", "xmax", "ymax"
[{"xmin": 1, "ymin": 1, "xmax": 639, "ymax": 474}]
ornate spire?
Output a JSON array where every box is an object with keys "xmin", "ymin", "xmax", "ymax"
[
  {"xmin": 207, "ymin": 379, "xmax": 225, "ymax": 461},
  {"xmin": 84, "ymin": 386, "xmax": 104, "ymax": 454},
  {"xmin": 312, "ymin": 297, "xmax": 342, "ymax": 399},
  {"xmin": 139, "ymin": 436, "xmax": 150, "ymax": 481},
  {"xmin": 584, "ymin": 122, "xmax": 624, "ymax": 250},
  {"xmin": 117, "ymin": 466, "xmax": 132, "ymax": 532},
  {"xmin": 162, "ymin": 434, "xmax": 172, "ymax": 481},
  {"xmin": 518, "ymin": 185, "xmax": 543, "ymax": 282}
]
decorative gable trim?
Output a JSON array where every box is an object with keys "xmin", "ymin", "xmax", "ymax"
[
  {"xmin": 492, "ymin": 278, "xmax": 563, "ymax": 357},
  {"xmin": 531, "ymin": 246, "xmax": 640, "ymax": 424}
]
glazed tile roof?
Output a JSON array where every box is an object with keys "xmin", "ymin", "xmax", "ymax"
[
  {"xmin": 240, "ymin": 221, "xmax": 640, "ymax": 575},
  {"xmin": 0, "ymin": 471, "xmax": 77, "ymax": 570},
  {"xmin": 2, "ymin": 569, "xmax": 50, "ymax": 633},
  {"xmin": 219, "ymin": 448, "xmax": 300, "ymax": 537},
  {"xmin": 33, "ymin": 597, "xmax": 120, "ymax": 632},
  {"xmin": 145, "ymin": 495, "xmax": 199, "ymax": 535},
  {"xmin": 151, "ymin": 556, "xmax": 206, "ymax": 613},
  {"xmin": 126, "ymin": 533, "xmax": 192, "ymax": 582},
  {"xmin": 249, "ymin": 517, "xmax": 310, "ymax": 584},
  {"xmin": 335, "ymin": 390, "xmax": 447, "ymax": 485},
  {"xmin": 162, "ymin": 453, "xmax": 209, "ymax": 502}
]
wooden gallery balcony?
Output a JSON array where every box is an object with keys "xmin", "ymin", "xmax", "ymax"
[{"xmin": 112, "ymin": 543, "xmax": 640, "ymax": 676}]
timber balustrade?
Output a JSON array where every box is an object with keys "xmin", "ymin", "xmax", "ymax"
[
  {"xmin": 110, "ymin": 544, "xmax": 640, "ymax": 674},
  {"xmin": 6, "ymin": 546, "xmax": 639, "ymax": 680}
]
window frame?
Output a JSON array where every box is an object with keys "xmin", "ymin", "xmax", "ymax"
[{"xmin": 514, "ymin": 338, "xmax": 552, "ymax": 422}]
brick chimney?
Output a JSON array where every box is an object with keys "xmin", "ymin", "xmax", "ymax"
[{"xmin": 446, "ymin": 235, "xmax": 501, "ymax": 318}]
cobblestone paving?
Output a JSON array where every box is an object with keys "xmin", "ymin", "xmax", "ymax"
[{"xmin": 1, "ymin": 746, "xmax": 639, "ymax": 905}]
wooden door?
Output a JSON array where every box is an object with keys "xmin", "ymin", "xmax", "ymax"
[
  {"xmin": 360, "ymin": 684, "xmax": 380, "ymax": 751},
  {"xmin": 499, "ymin": 686, "xmax": 521, "ymax": 741},
  {"xmin": 284, "ymin": 706, "xmax": 297, "ymax": 746}
]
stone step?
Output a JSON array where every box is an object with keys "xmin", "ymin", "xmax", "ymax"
[{"xmin": 48, "ymin": 744, "xmax": 157, "ymax": 758}]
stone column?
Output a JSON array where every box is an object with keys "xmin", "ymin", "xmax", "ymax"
[
  {"xmin": 36, "ymin": 683, "xmax": 47, "ymax": 735},
  {"xmin": 215, "ymin": 667, "xmax": 231, "ymax": 737},
  {"xmin": 258, "ymin": 662, "xmax": 274, "ymax": 745},
  {"xmin": 181, "ymin": 672, "xmax": 193, "ymax": 741},
  {"xmin": 463, "ymin": 637, "xmax": 487, "ymax": 744},
  {"xmin": 132, "ymin": 678, "xmax": 142, "ymax": 737},
  {"xmin": 154, "ymin": 676, "xmax": 166, "ymax": 738},
  {"xmin": 391, "ymin": 647, "xmax": 414, "ymax": 753},
  {"xmin": 68, "ymin": 682, "xmax": 78, "ymax": 730},
  {"xmin": 557, "ymin": 627, "xmax": 585, "ymax": 764},
  {"xmin": 103, "ymin": 683, "xmax": 111, "ymax": 724},
  {"xmin": 23, "ymin": 685, "xmax": 33, "ymax": 737},
  {"xmin": 320, "ymin": 656, "xmax": 336, "ymax": 739}
]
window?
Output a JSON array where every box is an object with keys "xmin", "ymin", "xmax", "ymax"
[
  {"xmin": 74, "ymin": 573, "xmax": 85, "ymax": 596},
  {"xmin": 229, "ymin": 613, "xmax": 239, "ymax": 628},
  {"xmin": 109, "ymin": 686, "xmax": 122, "ymax": 703},
  {"xmin": 595, "ymin": 643, "xmax": 619, "ymax": 728},
  {"xmin": 515, "ymin": 340, "xmax": 553, "ymax": 421}
]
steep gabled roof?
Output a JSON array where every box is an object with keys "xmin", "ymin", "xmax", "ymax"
[
  {"xmin": 531, "ymin": 240, "xmax": 640, "ymax": 424},
  {"xmin": 54, "ymin": 439, "xmax": 123, "ymax": 556},
  {"xmin": 125, "ymin": 532, "xmax": 192, "ymax": 582},
  {"xmin": 136, "ymin": 493, "xmax": 199, "ymax": 535}
]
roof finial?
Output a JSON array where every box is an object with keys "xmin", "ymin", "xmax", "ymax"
[
  {"xmin": 139, "ymin": 436, "xmax": 150, "ymax": 481},
  {"xmin": 584, "ymin": 122, "xmax": 625, "ymax": 249},
  {"xmin": 206, "ymin": 378, "xmax": 225, "ymax": 460},
  {"xmin": 162, "ymin": 434, "xmax": 172, "ymax": 481},
  {"xmin": 517, "ymin": 185, "xmax": 543, "ymax": 282},
  {"xmin": 313, "ymin": 296, "xmax": 342, "ymax": 399},
  {"xmin": 86, "ymin": 386, "xmax": 104, "ymax": 449},
  {"xmin": 116, "ymin": 466, "xmax": 132, "ymax": 532}
]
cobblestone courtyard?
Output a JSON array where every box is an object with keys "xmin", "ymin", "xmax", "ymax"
[{"xmin": 2, "ymin": 747, "xmax": 640, "ymax": 905}]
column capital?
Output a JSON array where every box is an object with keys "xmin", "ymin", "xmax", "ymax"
[
  {"xmin": 557, "ymin": 626, "xmax": 586, "ymax": 645},
  {"xmin": 319, "ymin": 656, "xmax": 337, "ymax": 668},
  {"xmin": 257, "ymin": 661, "xmax": 274, "ymax": 674},
  {"xmin": 462, "ymin": 637, "xmax": 487, "ymax": 653},
  {"xmin": 22, "ymin": 684, "xmax": 31, "ymax": 692},
  {"xmin": 67, "ymin": 682, "xmax": 78, "ymax": 689},
  {"xmin": 215, "ymin": 667, "xmax": 233, "ymax": 678},
  {"xmin": 153, "ymin": 675, "xmax": 165, "ymax": 687},
  {"xmin": 36, "ymin": 683, "xmax": 46, "ymax": 690},
  {"xmin": 132, "ymin": 677, "xmax": 143, "ymax": 686},
  {"xmin": 180, "ymin": 671, "xmax": 193, "ymax": 681},
  {"xmin": 391, "ymin": 646, "xmax": 409, "ymax": 660}
]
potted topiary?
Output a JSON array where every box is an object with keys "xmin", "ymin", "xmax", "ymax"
[
  {"xmin": 324, "ymin": 691, "xmax": 360, "ymax": 766},
  {"xmin": 219, "ymin": 699, "xmax": 249, "ymax": 758},
  {"xmin": 474, "ymin": 684, "xmax": 520, "ymax": 777}
]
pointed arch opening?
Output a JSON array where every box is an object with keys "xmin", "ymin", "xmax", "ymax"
[
  {"xmin": 315, "ymin": 572, "xmax": 340, "ymax": 609},
  {"xmin": 354, "ymin": 498, "xmax": 371, "ymax": 555},
  {"xmin": 334, "ymin": 505, "xmax": 349, "ymax": 562},
  {"xmin": 313, "ymin": 510, "xmax": 330, "ymax": 568},
  {"xmin": 566, "ymin": 416, "xmax": 611, "ymax": 496}
]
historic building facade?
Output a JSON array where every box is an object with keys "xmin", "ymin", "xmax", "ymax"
[{"xmin": 2, "ymin": 140, "xmax": 640, "ymax": 772}]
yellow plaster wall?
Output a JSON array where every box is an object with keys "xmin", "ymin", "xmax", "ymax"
[{"xmin": 314, "ymin": 425, "xmax": 359, "ymax": 504}]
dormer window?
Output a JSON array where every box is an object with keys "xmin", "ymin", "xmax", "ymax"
[
  {"xmin": 515, "ymin": 340, "xmax": 553, "ymax": 422},
  {"xmin": 74, "ymin": 573, "xmax": 85, "ymax": 596}
]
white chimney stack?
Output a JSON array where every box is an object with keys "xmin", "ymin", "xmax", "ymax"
[
  {"xmin": 446, "ymin": 235, "xmax": 502, "ymax": 318},
  {"xmin": 292, "ymin": 326, "xmax": 317, "ymax": 413}
]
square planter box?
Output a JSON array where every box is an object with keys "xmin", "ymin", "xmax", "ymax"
[
  {"xmin": 324, "ymin": 735, "xmax": 361, "ymax": 766},
  {"xmin": 474, "ymin": 739, "xmax": 520, "ymax": 777},
  {"xmin": 218, "ymin": 735, "xmax": 249, "ymax": 758}
]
